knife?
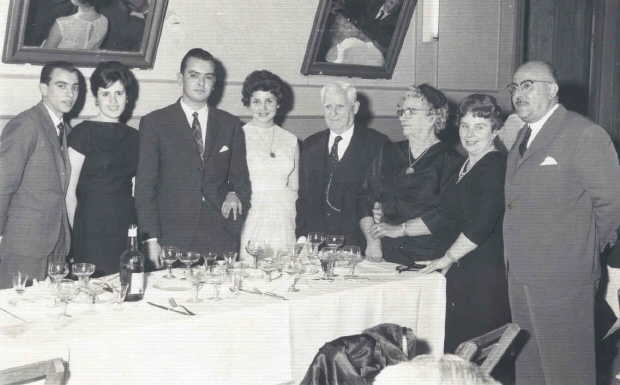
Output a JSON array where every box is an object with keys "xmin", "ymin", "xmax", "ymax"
[
  {"xmin": 146, "ymin": 301, "xmax": 193, "ymax": 316},
  {"xmin": 239, "ymin": 288, "xmax": 288, "ymax": 300},
  {"xmin": 0, "ymin": 306, "xmax": 27, "ymax": 323}
]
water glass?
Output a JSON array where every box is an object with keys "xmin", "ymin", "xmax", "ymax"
[
  {"xmin": 188, "ymin": 269, "xmax": 206, "ymax": 303},
  {"xmin": 12, "ymin": 272, "xmax": 28, "ymax": 300},
  {"xmin": 206, "ymin": 266, "xmax": 224, "ymax": 301},
  {"xmin": 342, "ymin": 245, "xmax": 363, "ymax": 278},
  {"xmin": 56, "ymin": 279, "xmax": 77, "ymax": 317},
  {"xmin": 318, "ymin": 249, "xmax": 336, "ymax": 280},
  {"xmin": 231, "ymin": 262, "xmax": 244, "ymax": 294},
  {"xmin": 161, "ymin": 245, "xmax": 179, "ymax": 279}
]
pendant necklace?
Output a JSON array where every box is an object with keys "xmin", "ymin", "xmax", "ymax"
[
  {"xmin": 256, "ymin": 123, "xmax": 276, "ymax": 158},
  {"xmin": 406, "ymin": 142, "xmax": 431, "ymax": 174}
]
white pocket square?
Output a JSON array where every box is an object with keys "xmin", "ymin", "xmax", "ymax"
[
  {"xmin": 219, "ymin": 145, "xmax": 229, "ymax": 153},
  {"xmin": 540, "ymin": 156, "xmax": 558, "ymax": 166}
]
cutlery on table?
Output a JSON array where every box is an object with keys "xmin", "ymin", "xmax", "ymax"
[
  {"xmin": 250, "ymin": 287, "xmax": 288, "ymax": 301},
  {"xmin": 0, "ymin": 307, "xmax": 27, "ymax": 323},
  {"xmin": 168, "ymin": 298, "xmax": 196, "ymax": 315},
  {"xmin": 146, "ymin": 301, "xmax": 194, "ymax": 316}
]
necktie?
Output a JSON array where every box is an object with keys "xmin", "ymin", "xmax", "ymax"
[
  {"xmin": 518, "ymin": 124, "xmax": 531, "ymax": 157},
  {"xmin": 57, "ymin": 121, "xmax": 65, "ymax": 146},
  {"xmin": 329, "ymin": 135, "xmax": 342, "ymax": 163},
  {"xmin": 192, "ymin": 112, "xmax": 205, "ymax": 160}
]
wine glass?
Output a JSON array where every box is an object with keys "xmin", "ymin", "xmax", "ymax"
[
  {"xmin": 187, "ymin": 268, "xmax": 206, "ymax": 303},
  {"xmin": 72, "ymin": 263, "xmax": 96, "ymax": 288},
  {"xmin": 178, "ymin": 251, "xmax": 201, "ymax": 279},
  {"xmin": 160, "ymin": 245, "xmax": 179, "ymax": 279},
  {"xmin": 245, "ymin": 240, "xmax": 266, "ymax": 269},
  {"xmin": 283, "ymin": 258, "xmax": 303, "ymax": 292},
  {"xmin": 307, "ymin": 232, "xmax": 325, "ymax": 257},
  {"xmin": 342, "ymin": 245, "xmax": 363, "ymax": 278},
  {"xmin": 259, "ymin": 253, "xmax": 282, "ymax": 282},
  {"xmin": 48, "ymin": 262, "xmax": 69, "ymax": 285},
  {"xmin": 56, "ymin": 279, "xmax": 77, "ymax": 318},
  {"xmin": 206, "ymin": 265, "xmax": 224, "ymax": 301}
]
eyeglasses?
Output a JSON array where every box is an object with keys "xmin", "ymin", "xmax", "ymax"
[
  {"xmin": 396, "ymin": 107, "xmax": 430, "ymax": 117},
  {"xmin": 506, "ymin": 79, "xmax": 554, "ymax": 94}
]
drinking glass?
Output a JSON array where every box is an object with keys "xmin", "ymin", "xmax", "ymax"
[
  {"xmin": 178, "ymin": 251, "xmax": 201, "ymax": 279},
  {"xmin": 12, "ymin": 272, "xmax": 28, "ymax": 301},
  {"xmin": 204, "ymin": 252, "xmax": 217, "ymax": 273},
  {"xmin": 56, "ymin": 279, "xmax": 77, "ymax": 318},
  {"xmin": 342, "ymin": 245, "xmax": 363, "ymax": 278},
  {"xmin": 245, "ymin": 240, "xmax": 266, "ymax": 269},
  {"xmin": 230, "ymin": 262, "xmax": 244, "ymax": 294},
  {"xmin": 317, "ymin": 248, "xmax": 336, "ymax": 280},
  {"xmin": 307, "ymin": 232, "xmax": 325, "ymax": 257},
  {"xmin": 206, "ymin": 266, "xmax": 224, "ymax": 301},
  {"xmin": 72, "ymin": 263, "xmax": 95, "ymax": 288},
  {"xmin": 48, "ymin": 262, "xmax": 69, "ymax": 285},
  {"xmin": 188, "ymin": 268, "xmax": 206, "ymax": 303},
  {"xmin": 283, "ymin": 259, "xmax": 303, "ymax": 292},
  {"xmin": 160, "ymin": 245, "xmax": 179, "ymax": 279}
]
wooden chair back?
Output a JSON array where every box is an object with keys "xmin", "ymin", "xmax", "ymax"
[
  {"xmin": 0, "ymin": 358, "xmax": 67, "ymax": 385},
  {"xmin": 454, "ymin": 323, "xmax": 520, "ymax": 374}
]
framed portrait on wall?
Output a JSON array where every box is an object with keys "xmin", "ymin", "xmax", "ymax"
[
  {"xmin": 2, "ymin": 0, "xmax": 169, "ymax": 68},
  {"xmin": 300, "ymin": 0, "xmax": 417, "ymax": 79}
]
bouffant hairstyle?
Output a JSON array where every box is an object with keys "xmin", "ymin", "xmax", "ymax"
[
  {"xmin": 90, "ymin": 61, "xmax": 139, "ymax": 122},
  {"xmin": 457, "ymin": 94, "xmax": 503, "ymax": 131},
  {"xmin": 241, "ymin": 70, "xmax": 285, "ymax": 111}
]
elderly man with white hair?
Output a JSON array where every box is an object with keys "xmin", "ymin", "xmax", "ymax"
[{"xmin": 296, "ymin": 81, "xmax": 389, "ymax": 249}]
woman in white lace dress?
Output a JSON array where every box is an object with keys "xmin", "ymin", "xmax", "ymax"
[
  {"xmin": 239, "ymin": 70, "xmax": 299, "ymax": 263},
  {"xmin": 43, "ymin": 0, "xmax": 108, "ymax": 50}
]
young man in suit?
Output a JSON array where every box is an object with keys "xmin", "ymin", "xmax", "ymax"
[
  {"xmin": 503, "ymin": 61, "xmax": 620, "ymax": 385},
  {"xmin": 0, "ymin": 61, "xmax": 80, "ymax": 288},
  {"xmin": 296, "ymin": 81, "xmax": 388, "ymax": 248},
  {"xmin": 136, "ymin": 48, "xmax": 250, "ymax": 266}
]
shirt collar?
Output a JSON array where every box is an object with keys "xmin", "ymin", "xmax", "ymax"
[
  {"xmin": 528, "ymin": 103, "xmax": 559, "ymax": 141},
  {"xmin": 180, "ymin": 99, "xmax": 208, "ymax": 125},
  {"xmin": 329, "ymin": 124, "xmax": 354, "ymax": 143},
  {"xmin": 43, "ymin": 103, "xmax": 63, "ymax": 128}
]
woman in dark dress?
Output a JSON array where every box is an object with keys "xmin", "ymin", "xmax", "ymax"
[
  {"xmin": 393, "ymin": 94, "xmax": 510, "ymax": 353},
  {"xmin": 67, "ymin": 61, "xmax": 139, "ymax": 277},
  {"xmin": 361, "ymin": 84, "xmax": 463, "ymax": 264}
]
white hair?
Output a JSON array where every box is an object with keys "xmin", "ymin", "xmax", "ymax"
[{"xmin": 320, "ymin": 81, "xmax": 357, "ymax": 104}]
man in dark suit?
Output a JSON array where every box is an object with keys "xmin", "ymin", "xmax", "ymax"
[
  {"xmin": 0, "ymin": 61, "xmax": 80, "ymax": 288},
  {"xmin": 136, "ymin": 48, "xmax": 250, "ymax": 266},
  {"xmin": 503, "ymin": 61, "xmax": 620, "ymax": 385},
  {"xmin": 296, "ymin": 81, "xmax": 388, "ymax": 248}
]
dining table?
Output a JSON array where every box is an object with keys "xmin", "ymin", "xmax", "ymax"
[{"xmin": 0, "ymin": 260, "xmax": 446, "ymax": 385}]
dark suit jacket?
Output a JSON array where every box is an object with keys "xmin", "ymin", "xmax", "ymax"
[
  {"xmin": 135, "ymin": 101, "xmax": 250, "ymax": 249},
  {"xmin": 296, "ymin": 126, "xmax": 388, "ymax": 246},
  {"xmin": 0, "ymin": 102, "xmax": 71, "ymax": 263},
  {"xmin": 504, "ymin": 104, "xmax": 620, "ymax": 284}
]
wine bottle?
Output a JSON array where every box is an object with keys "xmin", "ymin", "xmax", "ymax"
[{"xmin": 119, "ymin": 224, "xmax": 145, "ymax": 301}]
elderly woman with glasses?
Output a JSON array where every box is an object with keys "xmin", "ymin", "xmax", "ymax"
[{"xmin": 361, "ymin": 84, "xmax": 463, "ymax": 263}]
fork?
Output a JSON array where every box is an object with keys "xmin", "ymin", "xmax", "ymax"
[{"xmin": 168, "ymin": 298, "xmax": 196, "ymax": 316}]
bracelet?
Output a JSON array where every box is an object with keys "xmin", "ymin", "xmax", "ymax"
[{"xmin": 401, "ymin": 222, "xmax": 407, "ymax": 237}]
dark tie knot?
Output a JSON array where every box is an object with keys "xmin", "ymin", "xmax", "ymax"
[
  {"xmin": 518, "ymin": 124, "xmax": 532, "ymax": 157},
  {"xmin": 57, "ymin": 122, "xmax": 65, "ymax": 145},
  {"xmin": 330, "ymin": 135, "xmax": 343, "ymax": 162}
]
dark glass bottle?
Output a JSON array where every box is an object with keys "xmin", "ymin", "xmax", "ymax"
[{"xmin": 119, "ymin": 225, "xmax": 145, "ymax": 301}]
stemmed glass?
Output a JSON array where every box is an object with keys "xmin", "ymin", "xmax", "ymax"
[
  {"xmin": 307, "ymin": 232, "xmax": 325, "ymax": 257},
  {"xmin": 48, "ymin": 262, "xmax": 69, "ymax": 285},
  {"xmin": 204, "ymin": 252, "xmax": 217, "ymax": 273},
  {"xmin": 72, "ymin": 263, "xmax": 96, "ymax": 289},
  {"xmin": 342, "ymin": 245, "xmax": 363, "ymax": 278},
  {"xmin": 259, "ymin": 252, "xmax": 283, "ymax": 282},
  {"xmin": 283, "ymin": 257, "xmax": 303, "ymax": 292},
  {"xmin": 178, "ymin": 251, "xmax": 201, "ymax": 279},
  {"xmin": 12, "ymin": 272, "xmax": 28, "ymax": 303},
  {"xmin": 160, "ymin": 245, "xmax": 179, "ymax": 279},
  {"xmin": 324, "ymin": 234, "xmax": 345, "ymax": 249},
  {"xmin": 245, "ymin": 240, "xmax": 266, "ymax": 269},
  {"xmin": 317, "ymin": 249, "xmax": 336, "ymax": 280},
  {"xmin": 56, "ymin": 279, "xmax": 77, "ymax": 318}
]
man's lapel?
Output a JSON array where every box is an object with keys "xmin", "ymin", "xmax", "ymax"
[
  {"xmin": 172, "ymin": 101, "xmax": 203, "ymax": 166},
  {"xmin": 203, "ymin": 108, "xmax": 220, "ymax": 162},
  {"xmin": 517, "ymin": 105, "xmax": 566, "ymax": 168},
  {"xmin": 35, "ymin": 103, "xmax": 65, "ymax": 191}
]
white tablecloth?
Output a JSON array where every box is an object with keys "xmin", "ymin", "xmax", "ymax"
[{"xmin": 0, "ymin": 262, "xmax": 445, "ymax": 385}]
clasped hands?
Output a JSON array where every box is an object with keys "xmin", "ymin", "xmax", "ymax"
[{"xmin": 368, "ymin": 202, "xmax": 402, "ymax": 239}]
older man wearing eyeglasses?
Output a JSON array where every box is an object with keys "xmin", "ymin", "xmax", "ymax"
[{"xmin": 503, "ymin": 60, "xmax": 620, "ymax": 385}]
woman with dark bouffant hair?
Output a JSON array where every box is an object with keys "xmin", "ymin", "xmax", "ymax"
[
  {"xmin": 67, "ymin": 61, "xmax": 139, "ymax": 276},
  {"xmin": 238, "ymin": 70, "xmax": 299, "ymax": 264},
  {"xmin": 43, "ymin": 0, "xmax": 109, "ymax": 50}
]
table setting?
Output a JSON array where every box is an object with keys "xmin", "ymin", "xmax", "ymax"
[{"xmin": 0, "ymin": 236, "xmax": 447, "ymax": 385}]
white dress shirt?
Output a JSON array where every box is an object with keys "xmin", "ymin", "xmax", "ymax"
[
  {"xmin": 328, "ymin": 124, "xmax": 355, "ymax": 160},
  {"xmin": 43, "ymin": 103, "xmax": 63, "ymax": 136},
  {"xmin": 526, "ymin": 103, "xmax": 559, "ymax": 147},
  {"xmin": 180, "ymin": 99, "xmax": 208, "ymax": 145}
]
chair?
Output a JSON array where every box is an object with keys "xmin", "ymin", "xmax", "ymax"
[
  {"xmin": 454, "ymin": 323, "xmax": 520, "ymax": 374},
  {"xmin": 0, "ymin": 358, "xmax": 67, "ymax": 385}
]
